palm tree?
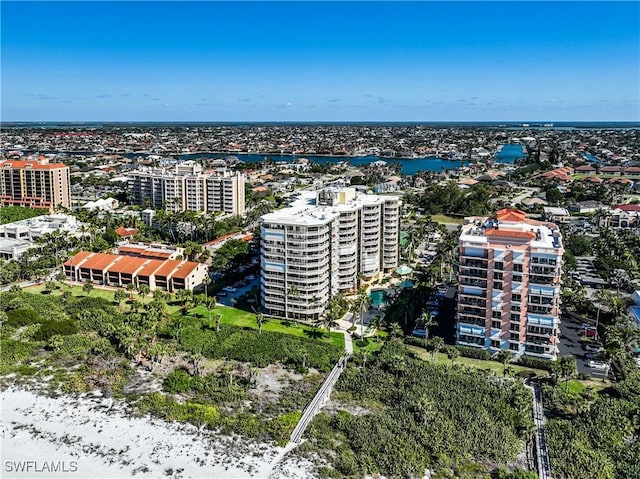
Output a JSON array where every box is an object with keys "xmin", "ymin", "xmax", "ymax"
[
  {"xmin": 256, "ymin": 312, "xmax": 266, "ymax": 334},
  {"xmin": 420, "ymin": 310, "xmax": 438, "ymax": 343},
  {"xmin": 206, "ymin": 297, "xmax": 217, "ymax": 329},
  {"xmin": 351, "ymin": 288, "xmax": 370, "ymax": 337},
  {"xmin": 496, "ymin": 350, "xmax": 512, "ymax": 376},
  {"xmin": 444, "ymin": 345, "xmax": 459, "ymax": 366},
  {"xmin": 388, "ymin": 322, "xmax": 404, "ymax": 340},
  {"xmin": 558, "ymin": 355, "xmax": 577, "ymax": 391},
  {"xmin": 202, "ymin": 275, "xmax": 212, "ymax": 300},
  {"xmin": 429, "ymin": 336, "xmax": 444, "ymax": 363}
]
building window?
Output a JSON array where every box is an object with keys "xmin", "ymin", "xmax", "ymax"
[
  {"xmin": 494, "ymin": 272, "xmax": 503, "ymax": 280},
  {"xmin": 493, "ymin": 281, "xmax": 503, "ymax": 290},
  {"xmin": 513, "ymin": 264, "xmax": 523, "ymax": 273},
  {"xmin": 510, "ymin": 322, "xmax": 520, "ymax": 332},
  {"xmin": 513, "ymin": 274, "xmax": 523, "ymax": 283},
  {"xmin": 509, "ymin": 342, "xmax": 520, "ymax": 351},
  {"xmin": 492, "ymin": 311, "xmax": 502, "ymax": 319},
  {"xmin": 511, "ymin": 293, "xmax": 522, "ymax": 302},
  {"xmin": 510, "ymin": 313, "xmax": 520, "ymax": 321},
  {"xmin": 490, "ymin": 340, "xmax": 500, "ymax": 349},
  {"xmin": 495, "ymin": 262, "xmax": 504, "ymax": 270},
  {"xmin": 491, "ymin": 320, "xmax": 501, "ymax": 330},
  {"xmin": 509, "ymin": 332, "xmax": 520, "ymax": 341}
]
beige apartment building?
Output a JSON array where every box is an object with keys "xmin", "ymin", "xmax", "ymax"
[
  {"xmin": 0, "ymin": 159, "xmax": 71, "ymax": 210},
  {"xmin": 129, "ymin": 161, "xmax": 245, "ymax": 215},
  {"xmin": 260, "ymin": 187, "xmax": 400, "ymax": 321},
  {"xmin": 456, "ymin": 208, "xmax": 563, "ymax": 360}
]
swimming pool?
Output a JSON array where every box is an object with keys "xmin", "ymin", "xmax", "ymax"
[{"xmin": 369, "ymin": 290, "xmax": 387, "ymax": 306}]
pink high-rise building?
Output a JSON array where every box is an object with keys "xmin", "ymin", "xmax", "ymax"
[{"xmin": 456, "ymin": 208, "xmax": 563, "ymax": 360}]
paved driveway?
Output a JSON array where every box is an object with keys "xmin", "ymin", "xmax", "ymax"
[{"xmin": 558, "ymin": 315, "xmax": 612, "ymax": 379}]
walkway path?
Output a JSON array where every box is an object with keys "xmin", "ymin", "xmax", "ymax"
[
  {"xmin": 268, "ymin": 325, "xmax": 354, "ymax": 475},
  {"xmin": 525, "ymin": 380, "xmax": 553, "ymax": 479}
]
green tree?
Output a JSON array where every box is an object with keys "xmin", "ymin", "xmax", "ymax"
[
  {"xmin": 114, "ymin": 288, "xmax": 128, "ymax": 307},
  {"xmin": 429, "ymin": 336, "xmax": 444, "ymax": 363},
  {"xmin": 444, "ymin": 345, "xmax": 459, "ymax": 366},
  {"xmin": 82, "ymin": 281, "xmax": 94, "ymax": 296},
  {"xmin": 496, "ymin": 350, "xmax": 512, "ymax": 376}
]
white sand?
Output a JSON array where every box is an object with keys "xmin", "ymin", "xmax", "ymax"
[{"xmin": 1, "ymin": 387, "xmax": 315, "ymax": 478}]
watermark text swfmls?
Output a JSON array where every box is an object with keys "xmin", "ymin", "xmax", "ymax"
[{"xmin": 4, "ymin": 461, "xmax": 79, "ymax": 473}]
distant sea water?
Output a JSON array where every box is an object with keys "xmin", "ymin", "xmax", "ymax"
[
  {"xmin": 32, "ymin": 144, "xmax": 525, "ymax": 175},
  {"xmin": 181, "ymin": 153, "xmax": 469, "ymax": 175}
]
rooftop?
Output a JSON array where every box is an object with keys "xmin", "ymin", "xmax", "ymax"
[
  {"xmin": 460, "ymin": 209, "xmax": 563, "ymax": 251},
  {"xmin": 260, "ymin": 187, "xmax": 397, "ymax": 227}
]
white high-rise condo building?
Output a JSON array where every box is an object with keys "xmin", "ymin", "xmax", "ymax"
[
  {"xmin": 456, "ymin": 208, "xmax": 563, "ymax": 360},
  {"xmin": 260, "ymin": 187, "xmax": 400, "ymax": 321},
  {"xmin": 128, "ymin": 161, "xmax": 245, "ymax": 215}
]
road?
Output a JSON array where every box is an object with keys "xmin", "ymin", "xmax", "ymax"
[{"xmin": 525, "ymin": 380, "xmax": 553, "ymax": 479}]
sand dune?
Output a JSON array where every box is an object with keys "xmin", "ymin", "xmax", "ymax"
[{"xmin": 1, "ymin": 387, "xmax": 314, "ymax": 479}]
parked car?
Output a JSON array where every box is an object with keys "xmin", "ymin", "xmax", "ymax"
[
  {"xmin": 583, "ymin": 329, "xmax": 598, "ymax": 339},
  {"xmin": 589, "ymin": 360, "xmax": 608, "ymax": 370},
  {"xmin": 223, "ymin": 286, "xmax": 237, "ymax": 293},
  {"xmin": 217, "ymin": 291, "xmax": 227, "ymax": 297},
  {"xmin": 584, "ymin": 343, "xmax": 604, "ymax": 353},
  {"xmin": 246, "ymin": 274, "xmax": 256, "ymax": 280}
]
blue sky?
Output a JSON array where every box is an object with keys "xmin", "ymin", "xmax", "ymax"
[{"xmin": 2, "ymin": 1, "xmax": 639, "ymax": 121}]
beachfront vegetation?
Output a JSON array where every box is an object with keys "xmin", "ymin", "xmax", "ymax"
[{"xmin": 303, "ymin": 341, "xmax": 535, "ymax": 479}]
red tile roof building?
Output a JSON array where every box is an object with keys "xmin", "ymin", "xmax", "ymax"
[
  {"xmin": 63, "ymin": 251, "xmax": 208, "ymax": 291},
  {"xmin": 0, "ymin": 159, "xmax": 71, "ymax": 209},
  {"xmin": 457, "ymin": 208, "xmax": 563, "ymax": 360}
]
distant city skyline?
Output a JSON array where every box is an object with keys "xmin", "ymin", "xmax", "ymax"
[{"xmin": 2, "ymin": 1, "xmax": 639, "ymax": 122}]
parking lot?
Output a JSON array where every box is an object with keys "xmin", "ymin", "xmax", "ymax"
[
  {"xmin": 558, "ymin": 315, "xmax": 612, "ymax": 380},
  {"xmin": 215, "ymin": 275, "xmax": 259, "ymax": 307}
]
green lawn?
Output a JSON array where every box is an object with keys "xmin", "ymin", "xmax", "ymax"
[
  {"xmin": 407, "ymin": 345, "xmax": 548, "ymax": 376},
  {"xmin": 23, "ymin": 283, "xmax": 182, "ymax": 315},
  {"xmin": 188, "ymin": 305, "xmax": 345, "ymax": 349},
  {"xmin": 430, "ymin": 214, "xmax": 464, "ymax": 225}
]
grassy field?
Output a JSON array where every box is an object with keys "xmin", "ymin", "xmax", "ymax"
[
  {"xmin": 407, "ymin": 345, "xmax": 548, "ymax": 376},
  {"xmin": 430, "ymin": 214, "xmax": 464, "ymax": 225},
  {"xmin": 23, "ymin": 283, "xmax": 182, "ymax": 314},
  {"xmin": 188, "ymin": 305, "xmax": 345, "ymax": 349}
]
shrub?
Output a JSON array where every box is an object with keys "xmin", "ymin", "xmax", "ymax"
[
  {"xmin": 33, "ymin": 319, "xmax": 78, "ymax": 341},
  {"xmin": 5, "ymin": 309, "xmax": 43, "ymax": 327},
  {"xmin": 163, "ymin": 369, "xmax": 192, "ymax": 394},
  {"xmin": 457, "ymin": 345, "xmax": 491, "ymax": 360},
  {"xmin": 355, "ymin": 338, "xmax": 370, "ymax": 348},
  {"xmin": 517, "ymin": 356, "xmax": 554, "ymax": 372}
]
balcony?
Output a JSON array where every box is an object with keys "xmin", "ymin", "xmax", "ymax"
[
  {"xmin": 459, "ymin": 269, "xmax": 487, "ymax": 279},
  {"xmin": 459, "ymin": 307, "xmax": 485, "ymax": 317},
  {"xmin": 529, "ymin": 275, "xmax": 559, "ymax": 286},
  {"xmin": 460, "ymin": 278, "xmax": 488, "ymax": 288},
  {"xmin": 460, "ymin": 259, "xmax": 488, "ymax": 269},
  {"xmin": 458, "ymin": 317, "xmax": 486, "ymax": 327},
  {"xmin": 530, "ymin": 266, "xmax": 560, "ymax": 276},
  {"xmin": 459, "ymin": 298, "xmax": 487, "ymax": 308}
]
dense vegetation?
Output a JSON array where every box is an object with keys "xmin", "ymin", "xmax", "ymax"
[
  {"xmin": 543, "ymin": 371, "xmax": 640, "ymax": 479},
  {"xmin": 0, "ymin": 206, "xmax": 47, "ymax": 224},
  {"xmin": 405, "ymin": 181, "xmax": 494, "ymax": 217},
  {"xmin": 176, "ymin": 314, "xmax": 342, "ymax": 371},
  {"xmin": 303, "ymin": 342, "xmax": 534, "ymax": 479}
]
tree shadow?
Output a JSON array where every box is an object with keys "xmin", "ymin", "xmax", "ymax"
[{"xmin": 303, "ymin": 329, "xmax": 325, "ymax": 340}]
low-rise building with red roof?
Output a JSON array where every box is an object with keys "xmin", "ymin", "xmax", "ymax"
[{"xmin": 63, "ymin": 251, "xmax": 207, "ymax": 291}]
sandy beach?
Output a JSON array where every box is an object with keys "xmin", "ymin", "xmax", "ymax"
[{"xmin": 1, "ymin": 387, "xmax": 315, "ymax": 479}]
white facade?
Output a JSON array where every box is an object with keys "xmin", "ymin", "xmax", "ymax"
[
  {"xmin": 0, "ymin": 214, "xmax": 87, "ymax": 260},
  {"xmin": 129, "ymin": 161, "xmax": 245, "ymax": 215},
  {"xmin": 260, "ymin": 188, "xmax": 400, "ymax": 321}
]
